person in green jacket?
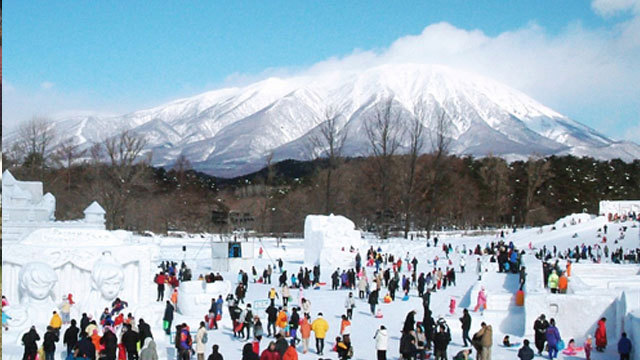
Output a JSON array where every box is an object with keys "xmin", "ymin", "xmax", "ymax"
[{"xmin": 548, "ymin": 270, "xmax": 559, "ymax": 294}]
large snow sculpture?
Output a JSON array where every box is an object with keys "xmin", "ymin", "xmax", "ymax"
[
  {"xmin": 84, "ymin": 253, "xmax": 125, "ymax": 317},
  {"xmin": 304, "ymin": 215, "xmax": 363, "ymax": 278},
  {"xmin": 5, "ymin": 262, "xmax": 59, "ymax": 333},
  {"xmin": 176, "ymin": 280, "xmax": 232, "ymax": 316}
]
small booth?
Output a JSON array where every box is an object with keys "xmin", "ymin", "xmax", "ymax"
[{"xmin": 210, "ymin": 238, "xmax": 254, "ymax": 273}]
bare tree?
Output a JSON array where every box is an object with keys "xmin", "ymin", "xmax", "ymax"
[
  {"xmin": 365, "ymin": 97, "xmax": 403, "ymax": 238},
  {"xmin": 258, "ymin": 153, "xmax": 276, "ymax": 233},
  {"xmin": 53, "ymin": 137, "xmax": 87, "ymax": 192},
  {"xmin": 91, "ymin": 130, "xmax": 151, "ymax": 230},
  {"xmin": 401, "ymin": 98, "xmax": 426, "ymax": 238},
  {"xmin": 420, "ymin": 108, "xmax": 452, "ymax": 239},
  {"xmin": 15, "ymin": 117, "xmax": 56, "ymax": 178},
  {"xmin": 308, "ymin": 107, "xmax": 349, "ymax": 214},
  {"xmin": 479, "ymin": 156, "xmax": 511, "ymax": 224},
  {"xmin": 525, "ymin": 156, "xmax": 552, "ymax": 224},
  {"xmin": 172, "ymin": 153, "xmax": 192, "ymax": 185}
]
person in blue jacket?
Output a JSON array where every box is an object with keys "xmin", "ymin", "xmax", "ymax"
[
  {"xmin": 545, "ymin": 318, "xmax": 561, "ymax": 359},
  {"xmin": 618, "ymin": 332, "xmax": 632, "ymax": 360}
]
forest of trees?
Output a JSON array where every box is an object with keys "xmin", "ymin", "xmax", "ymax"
[{"xmin": 4, "ymin": 114, "xmax": 639, "ymax": 237}]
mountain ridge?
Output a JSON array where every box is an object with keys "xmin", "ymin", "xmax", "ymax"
[{"xmin": 4, "ymin": 63, "xmax": 639, "ymax": 177}]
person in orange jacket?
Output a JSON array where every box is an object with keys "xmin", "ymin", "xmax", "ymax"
[
  {"xmin": 276, "ymin": 307, "xmax": 288, "ymax": 332},
  {"xmin": 300, "ymin": 314, "xmax": 312, "ymax": 354},
  {"xmin": 558, "ymin": 273, "xmax": 568, "ymax": 294},
  {"xmin": 283, "ymin": 339, "xmax": 299, "ymax": 360},
  {"xmin": 171, "ymin": 289, "xmax": 179, "ymax": 305},
  {"xmin": 566, "ymin": 261, "xmax": 572, "ymax": 277},
  {"xmin": 339, "ymin": 315, "xmax": 351, "ymax": 336}
]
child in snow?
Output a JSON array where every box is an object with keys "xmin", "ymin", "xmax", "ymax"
[
  {"xmin": 562, "ymin": 339, "xmax": 584, "ymax": 356},
  {"xmin": 2, "ymin": 309, "xmax": 11, "ymax": 330},
  {"xmin": 584, "ymin": 335, "xmax": 593, "ymax": 360},
  {"xmin": 474, "ymin": 287, "xmax": 487, "ymax": 314}
]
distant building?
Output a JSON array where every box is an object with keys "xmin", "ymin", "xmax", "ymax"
[
  {"xmin": 2, "ymin": 170, "xmax": 106, "ymax": 242},
  {"xmin": 598, "ymin": 200, "xmax": 640, "ymax": 220}
]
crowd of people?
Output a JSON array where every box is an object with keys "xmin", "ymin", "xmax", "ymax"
[{"xmin": 5, "ymin": 218, "xmax": 638, "ymax": 360}]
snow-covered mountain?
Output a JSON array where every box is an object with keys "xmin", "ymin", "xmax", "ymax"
[{"xmin": 5, "ymin": 64, "xmax": 639, "ymax": 177}]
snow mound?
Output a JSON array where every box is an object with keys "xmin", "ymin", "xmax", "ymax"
[
  {"xmin": 553, "ymin": 213, "xmax": 596, "ymax": 228},
  {"xmin": 303, "ymin": 215, "xmax": 363, "ymax": 276}
]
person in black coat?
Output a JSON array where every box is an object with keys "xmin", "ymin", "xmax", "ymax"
[
  {"xmin": 64, "ymin": 319, "xmax": 80, "ymax": 356},
  {"xmin": 433, "ymin": 325, "xmax": 451, "ymax": 360},
  {"xmin": 80, "ymin": 313, "xmax": 90, "ymax": 336},
  {"xmin": 402, "ymin": 311, "xmax": 416, "ymax": 334},
  {"xmin": 518, "ymin": 339, "xmax": 535, "ymax": 360},
  {"xmin": 100, "ymin": 327, "xmax": 118, "ymax": 360},
  {"xmin": 75, "ymin": 336, "xmax": 96, "ymax": 360},
  {"xmin": 533, "ymin": 314, "xmax": 549, "ymax": 355},
  {"xmin": 459, "ymin": 309, "xmax": 472, "ymax": 347},
  {"xmin": 138, "ymin": 318, "xmax": 153, "ymax": 347},
  {"xmin": 121, "ymin": 324, "xmax": 140, "ymax": 360},
  {"xmin": 399, "ymin": 332, "xmax": 417, "ymax": 360},
  {"xmin": 163, "ymin": 301, "xmax": 175, "ymax": 335},
  {"xmin": 241, "ymin": 343, "xmax": 258, "ymax": 360},
  {"xmin": 423, "ymin": 309, "xmax": 435, "ymax": 350},
  {"xmin": 265, "ymin": 304, "xmax": 278, "ymax": 337},
  {"xmin": 274, "ymin": 333, "xmax": 288, "ymax": 357},
  {"xmin": 207, "ymin": 344, "xmax": 224, "ymax": 360},
  {"xmin": 368, "ymin": 289, "xmax": 379, "ymax": 315},
  {"xmin": 22, "ymin": 326, "xmax": 40, "ymax": 360},
  {"xmin": 43, "ymin": 326, "xmax": 60, "ymax": 360}
]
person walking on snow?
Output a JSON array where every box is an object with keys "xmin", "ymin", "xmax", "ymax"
[
  {"xmin": 460, "ymin": 308, "xmax": 472, "ymax": 347},
  {"xmin": 545, "ymin": 318, "xmax": 562, "ymax": 359},
  {"xmin": 474, "ymin": 287, "xmax": 487, "ymax": 314},
  {"xmin": 595, "ymin": 317, "xmax": 607, "ymax": 352},
  {"xmin": 374, "ymin": 325, "xmax": 388, "ymax": 360},
  {"xmin": 311, "ymin": 312, "xmax": 329, "ymax": 355},
  {"xmin": 618, "ymin": 332, "xmax": 632, "ymax": 360}
]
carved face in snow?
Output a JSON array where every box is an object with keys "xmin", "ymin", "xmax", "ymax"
[
  {"xmin": 19, "ymin": 262, "xmax": 58, "ymax": 301},
  {"xmin": 91, "ymin": 259, "xmax": 125, "ymax": 301}
]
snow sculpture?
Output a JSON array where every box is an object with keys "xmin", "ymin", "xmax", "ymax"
[
  {"xmin": 5, "ymin": 262, "xmax": 59, "ymax": 333},
  {"xmin": 304, "ymin": 214, "xmax": 363, "ymax": 278},
  {"xmin": 84, "ymin": 253, "xmax": 125, "ymax": 317},
  {"xmin": 176, "ymin": 280, "xmax": 232, "ymax": 316}
]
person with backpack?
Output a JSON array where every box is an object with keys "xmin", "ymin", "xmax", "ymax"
[
  {"xmin": 545, "ymin": 318, "xmax": 562, "ymax": 360},
  {"xmin": 178, "ymin": 324, "xmax": 193, "ymax": 360},
  {"xmin": 196, "ymin": 321, "xmax": 208, "ymax": 360},
  {"xmin": 43, "ymin": 326, "xmax": 60, "ymax": 360},
  {"xmin": 242, "ymin": 304, "xmax": 254, "ymax": 340},
  {"xmin": 374, "ymin": 325, "xmax": 388, "ymax": 360}
]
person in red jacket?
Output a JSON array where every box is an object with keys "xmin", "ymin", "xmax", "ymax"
[
  {"xmin": 260, "ymin": 341, "xmax": 280, "ymax": 360},
  {"xmin": 595, "ymin": 317, "xmax": 607, "ymax": 352},
  {"xmin": 155, "ymin": 272, "xmax": 167, "ymax": 302}
]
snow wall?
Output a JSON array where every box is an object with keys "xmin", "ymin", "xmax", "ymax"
[{"xmin": 303, "ymin": 214, "xmax": 363, "ymax": 280}]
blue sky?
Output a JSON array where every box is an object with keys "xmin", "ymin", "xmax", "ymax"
[{"xmin": 3, "ymin": 1, "xmax": 640, "ymax": 141}]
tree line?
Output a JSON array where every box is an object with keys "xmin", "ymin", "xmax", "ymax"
[{"xmin": 3, "ymin": 107, "xmax": 639, "ymax": 237}]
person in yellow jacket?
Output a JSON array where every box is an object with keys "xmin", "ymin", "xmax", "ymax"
[
  {"xmin": 311, "ymin": 312, "xmax": 329, "ymax": 355},
  {"xmin": 548, "ymin": 270, "xmax": 559, "ymax": 294},
  {"xmin": 49, "ymin": 311, "xmax": 63, "ymax": 332}
]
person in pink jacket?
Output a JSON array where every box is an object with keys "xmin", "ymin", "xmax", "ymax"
[{"xmin": 474, "ymin": 287, "xmax": 487, "ymax": 314}]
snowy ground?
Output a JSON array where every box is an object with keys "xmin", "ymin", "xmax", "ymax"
[{"xmin": 3, "ymin": 214, "xmax": 640, "ymax": 360}]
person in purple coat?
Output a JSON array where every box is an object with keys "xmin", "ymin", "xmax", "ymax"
[{"xmin": 545, "ymin": 318, "xmax": 562, "ymax": 359}]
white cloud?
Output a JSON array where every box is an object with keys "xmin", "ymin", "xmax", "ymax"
[
  {"xmin": 40, "ymin": 81, "xmax": 55, "ymax": 90},
  {"xmin": 592, "ymin": 0, "xmax": 640, "ymax": 16}
]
